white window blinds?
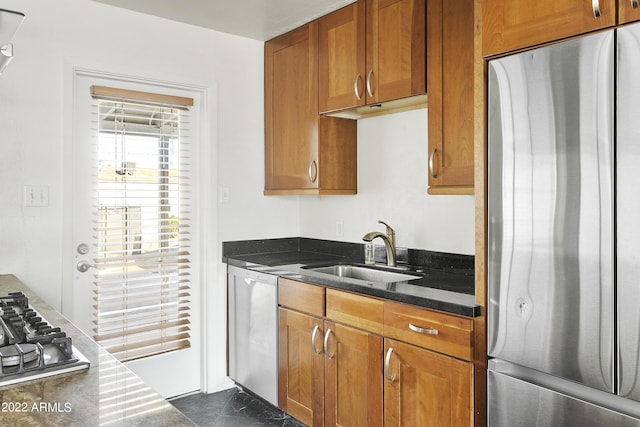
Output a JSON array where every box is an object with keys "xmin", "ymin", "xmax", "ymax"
[{"xmin": 90, "ymin": 85, "xmax": 193, "ymax": 362}]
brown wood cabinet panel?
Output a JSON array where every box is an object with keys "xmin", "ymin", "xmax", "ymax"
[
  {"xmin": 265, "ymin": 23, "xmax": 319, "ymax": 191},
  {"xmin": 318, "ymin": 0, "xmax": 425, "ymax": 114},
  {"xmin": 276, "ymin": 279, "xmax": 476, "ymax": 426},
  {"xmin": 365, "ymin": 0, "xmax": 426, "ymax": 104},
  {"xmin": 324, "ymin": 321, "xmax": 383, "ymax": 427},
  {"xmin": 278, "ymin": 308, "xmax": 325, "ymax": 426},
  {"xmin": 278, "ymin": 278, "xmax": 325, "ymax": 317},
  {"xmin": 325, "ymin": 289, "xmax": 384, "ymax": 334},
  {"xmin": 619, "ymin": 0, "xmax": 640, "ymax": 24},
  {"xmin": 317, "ymin": 116, "xmax": 358, "ymax": 192},
  {"xmin": 427, "ymin": 0, "xmax": 474, "ymax": 193},
  {"xmin": 383, "ymin": 301, "xmax": 473, "ymax": 361},
  {"xmin": 482, "ymin": 0, "xmax": 616, "ymax": 57},
  {"xmin": 383, "ymin": 339, "xmax": 473, "ymax": 426},
  {"xmin": 319, "ymin": 1, "xmax": 366, "ymax": 112},
  {"xmin": 265, "ymin": 23, "xmax": 357, "ymax": 195}
]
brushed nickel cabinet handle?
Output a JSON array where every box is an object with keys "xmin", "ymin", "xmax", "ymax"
[
  {"xmin": 354, "ymin": 73, "xmax": 363, "ymax": 100},
  {"xmin": 311, "ymin": 325, "xmax": 322, "ymax": 355},
  {"xmin": 429, "ymin": 148, "xmax": 438, "ymax": 178},
  {"xmin": 324, "ymin": 328, "xmax": 335, "ymax": 359},
  {"xmin": 384, "ymin": 347, "xmax": 395, "ymax": 382},
  {"xmin": 366, "ymin": 70, "xmax": 375, "ymax": 97},
  {"xmin": 409, "ymin": 323, "xmax": 439, "ymax": 335},
  {"xmin": 308, "ymin": 160, "xmax": 318, "ymax": 183},
  {"xmin": 633, "ymin": 0, "xmax": 639, "ymax": 8},
  {"xmin": 592, "ymin": 0, "xmax": 601, "ymax": 17}
]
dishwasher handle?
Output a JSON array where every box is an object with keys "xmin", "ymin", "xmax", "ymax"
[{"xmin": 228, "ymin": 265, "xmax": 278, "ymax": 286}]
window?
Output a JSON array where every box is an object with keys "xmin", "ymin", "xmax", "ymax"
[{"xmin": 90, "ymin": 86, "xmax": 194, "ymax": 362}]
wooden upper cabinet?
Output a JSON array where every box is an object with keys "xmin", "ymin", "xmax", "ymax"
[
  {"xmin": 619, "ymin": 0, "xmax": 640, "ymax": 24},
  {"xmin": 366, "ymin": 0, "xmax": 426, "ymax": 103},
  {"xmin": 319, "ymin": 1, "xmax": 366, "ymax": 113},
  {"xmin": 318, "ymin": 0, "xmax": 426, "ymax": 114},
  {"xmin": 426, "ymin": 0, "xmax": 474, "ymax": 193},
  {"xmin": 265, "ymin": 23, "xmax": 357, "ymax": 195},
  {"xmin": 482, "ymin": 0, "xmax": 616, "ymax": 57}
]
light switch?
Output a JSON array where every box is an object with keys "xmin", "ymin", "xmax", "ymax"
[
  {"xmin": 219, "ymin": 187, "xmax": 230, "ymax": 204},
  {"xmin": 23, "ymin": 185, "xmax": 49, "ymax": 207}
]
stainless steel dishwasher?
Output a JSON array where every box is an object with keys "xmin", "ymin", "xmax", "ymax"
[{"xmin": 227, "ymin": 265, "xmax": 278, "ymax": 406}]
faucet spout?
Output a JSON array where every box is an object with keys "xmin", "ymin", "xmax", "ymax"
[{"xmin": 362, "ymin": 231, "xmax": 397, "ymax": 267}]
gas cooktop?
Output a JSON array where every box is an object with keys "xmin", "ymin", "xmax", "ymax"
[{"xmin": 0, "ymin": 292, "xmax": 89, "ymax": 387}]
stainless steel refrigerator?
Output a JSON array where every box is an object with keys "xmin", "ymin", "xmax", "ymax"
[{"xmin": 488, "ymin": 22, "xmax": 640, "ymax": 425}]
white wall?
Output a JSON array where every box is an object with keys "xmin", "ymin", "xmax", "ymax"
[
  {"xmin": 0, "ymin": 0, "xmax": 290, "ymax": 394},
  {"xmin": 300, "ymin": 109, "xmax": 475, "ymax": 254},
  {"xmin": 0, "ymin": 0, "xmax": 474, "ymax": 395}
]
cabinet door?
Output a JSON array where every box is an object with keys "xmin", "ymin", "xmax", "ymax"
[
  {"xmin": 365, "ymin": 0, "xmax": 426, "ymax": 104},
  {"xmin": 324, "ymin": 321, "xmax": 383, "ymax": 427},
  {"xmin": 426, "ymin": 0, "xmax": 474, "ymax": 192},
  {"xmin": 482, "ymin": 0, "xmax": 615, "ymax": 56},
  {"xmin": 620, "ymin": 0, "xmax": 640, "ymax": 24},
  {"xmin": 265, "ymin": 23, "xmax": 319, "ymax": 192},
  {"xmin": 383, "ymin": 339, "xmax": 473, "ymax": 427},
  {"xmin": 319, "ymin": 1, "xmax": 366, "ymax": 113},
  {"xmin": 278, "ymin": 308, "xmax": 325, "ymax": 426}
]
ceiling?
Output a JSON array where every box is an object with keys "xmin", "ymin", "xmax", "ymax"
[{"xmin": 92, "ymin": 0, "xmax": 356, "ymax": 41}]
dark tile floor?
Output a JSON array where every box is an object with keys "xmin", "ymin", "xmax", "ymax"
[{"xmin": 170, "ymin": 387, "xmax": 305, "ymax": 426}]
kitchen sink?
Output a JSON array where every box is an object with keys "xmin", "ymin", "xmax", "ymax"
[{"xmin": 305, "ymin": 264, "xmax": 420, "ymax": 283}]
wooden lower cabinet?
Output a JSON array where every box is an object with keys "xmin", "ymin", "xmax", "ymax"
[
  {"xmin": 278, "ymin": 308, "xmax": 325, "ymax": 426},
  {"xmin": 324, "ymin": 321, "xmax": 383, "ymax": 427},
  {"xmin": 278, "ymin": 309, "xmax": 383, "ymax": 427},
  {"xmin": 383, "ymin": 338, "xmax": 473, "ymax": 427},
  {"xmin": 278, "ymin": 284, "xmax": 474, "ymax": 427}
]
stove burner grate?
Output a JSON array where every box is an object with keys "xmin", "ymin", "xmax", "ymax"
[{"xmin": 0, "ymin": 291, "xmax": 89, "ymax": 385}]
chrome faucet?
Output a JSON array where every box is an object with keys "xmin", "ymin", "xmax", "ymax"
[{"xmin": 362, "ymin": 220, "xmax": 396, "ymax": 267}]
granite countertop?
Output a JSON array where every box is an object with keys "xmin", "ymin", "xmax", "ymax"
[
  {"xmin": 223, "ymin": 238, "xmax": 480, "ymax": 317},
  {"xmin": 0, "ymin": 275, "xmax": 195, "ymax": 427}
]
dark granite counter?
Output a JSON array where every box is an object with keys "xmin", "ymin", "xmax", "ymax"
[
  {"xmin": 223, "ymin": 238, "xmax": 480, "ymax": 317},
  {"xmin": 0, "ymin": 275, "xmax": 195, "ymax": 427}
]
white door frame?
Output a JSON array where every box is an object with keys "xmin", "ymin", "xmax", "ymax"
[{"xmin": 61, "ymin": 67, "xmax": 216, "ymax": 397}]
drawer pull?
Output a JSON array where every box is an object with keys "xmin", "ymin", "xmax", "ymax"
[
  {"xmin": 633, "ymin": 0, "xmax": 639, "ymax": 8},
  {"xmin": 324, "ymin": 328, "xmax": 335, "ymax": 359},
  {"xmin": 409, "ymin": 323, "xmax": 439, "ymax": 335},
  {"xmin": 311, "ymin": 325, "xmax": 322, "ymax": 355},
  {"xmin": 384, "ymin": 347, "xmax": 395, "ymax": 382}
]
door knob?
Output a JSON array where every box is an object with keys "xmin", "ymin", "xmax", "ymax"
[{"xmin": 76, "ymin": 260, "xmax": 95, "ymax": 273}]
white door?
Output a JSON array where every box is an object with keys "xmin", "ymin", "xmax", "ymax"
[{"xmin": 69, "ymin": 71, "xmax": 203, "ymax": 398}]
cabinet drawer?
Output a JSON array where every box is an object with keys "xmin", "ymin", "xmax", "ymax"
[
  {"xmin": 278, "ymin": 277, "xmax": 325, "ymax": 317},
  {"xmin": 326, "ymin": 289, "xmax": 383, "ymax": 335},
  {"xmin": 383, "ymin": 301, "xmax": 472, "ymax": 361}
]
